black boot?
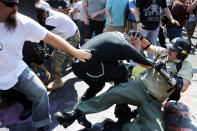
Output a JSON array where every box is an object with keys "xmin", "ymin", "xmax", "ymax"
[
  {"xmin": 77, "ymin": 115, "xmax": 91, "ymax": 128},
  {"xmin": 37, "ymin": 125, "xmax": 50, "ymax": 131},
  {"xmin": 55, "ymin": 109, "xmax": 91, "ymax": 128},
  {"xmin": 103, "ymin": 119, "xmax": 122, "ymax": 131},
  {"xmin": 116, "ymin": 109, "xmax": 138, "ymax": 125},
  {"xmin": 114, "ymin": 104, "xmax": 138, "ymax": 125}
]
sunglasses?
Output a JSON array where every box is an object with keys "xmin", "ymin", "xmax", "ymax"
[{"xmin": 1, "ymin": 0, "xmax": 19, "ymax": 8}]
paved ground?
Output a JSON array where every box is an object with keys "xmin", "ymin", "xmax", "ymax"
[{"xmin": 0, "ymin": 29, "xmax": 197, "ymax": 131}]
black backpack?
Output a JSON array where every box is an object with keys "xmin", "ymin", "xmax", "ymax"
[{"xmin": 31, "ymin": 43, "xmax": 45, "ymax": 65}]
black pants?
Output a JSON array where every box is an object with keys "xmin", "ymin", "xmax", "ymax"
[
  {"xmin": 72, "ymin": 61, "xmax": 128, "ymax": 100},
  {"xmin": 83, "ymin": 20, "xmax": 105, "ymax": 39},
  {"xmin": 158, "ymin": 27, "xmax": 166, "ymax": 48},
  {"xmin": 72, "ymin": 61, "xmax": 131, "ymax": 120}
]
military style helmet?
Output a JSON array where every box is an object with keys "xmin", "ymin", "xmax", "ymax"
[{"xmin": 166, "ymin": 37, "xmax": 191, "ymax": 60}]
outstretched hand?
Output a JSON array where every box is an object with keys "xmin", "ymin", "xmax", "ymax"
[{"xmin": 74, "ymin": 49, "xmax": 92, "ymax": 62}]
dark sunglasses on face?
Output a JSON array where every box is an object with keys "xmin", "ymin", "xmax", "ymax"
[{"xmin": 1, "ymin": 0, "xmax": 19, "ymax": 8}]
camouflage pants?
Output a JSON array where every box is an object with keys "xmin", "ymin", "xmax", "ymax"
[{"xmin": 51, "ymin": 34, "xmax": 80, "ymax": 78}]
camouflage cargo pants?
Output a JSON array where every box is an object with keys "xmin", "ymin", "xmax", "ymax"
[{"xmin": 51, "ymin": 33, "xmax": 80, "ymax": 78}]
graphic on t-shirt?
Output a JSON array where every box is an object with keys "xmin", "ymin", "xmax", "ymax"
[
  {"xmin": 0, "ymin": 43, "xmax": 3, "ymax": 51},
  {"xmin": 143, "ymin": 0, "xmax": 160, "ymax": 21}
]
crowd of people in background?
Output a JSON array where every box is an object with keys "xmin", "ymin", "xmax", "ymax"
[{"xmin": 0, "ymin": 0, "xmax": 197, "ymax": 130}]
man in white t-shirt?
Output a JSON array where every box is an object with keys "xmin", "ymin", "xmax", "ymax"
[
  {"xmin": 36, "ymin": 7, "xmax": 80, "ymax": 91},
  {"xmin": 35, "ymin": 0, "xmax": 51, "ymax": 9},
  {"xmin": 0, "ymin": 0, "xmax": 91, "ymax": 130},
  {"xmin": 70, "ymin": 0, "xmax": 85, "ymax": 46}
]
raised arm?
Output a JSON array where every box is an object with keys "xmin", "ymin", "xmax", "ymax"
[{"xmin": 134, "ymin": 7, "xmax": 143, "ymax": 32}]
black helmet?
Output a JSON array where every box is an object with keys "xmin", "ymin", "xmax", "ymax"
[{"xmin": 166, "ymin": 37, "xmax": 191, "ymax": 60}]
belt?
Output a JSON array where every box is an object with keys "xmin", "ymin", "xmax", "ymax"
[
  {"xmin": 67, "ymin": 29, "xmax": 79, "ymax": 40},
  {"xmin": 74, "ymin": 29, "xmax": 79, "ymax": 36}
]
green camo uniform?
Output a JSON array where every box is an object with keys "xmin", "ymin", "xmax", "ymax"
[
  {"xmin": 76, "ymin": 46, "xmax": 193, "ymax": 131},
  {"xmin": 51, "ymin": 34, "xmax": 80, "ymax": 78}
]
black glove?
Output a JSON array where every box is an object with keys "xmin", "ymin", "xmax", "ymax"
[
  {"xmin": 167, "ymin": 76, "xmax": 183, "ymax": 104},
  {"xmin": 154, "ymin": 62, "xmax": 166, "ymax": 72},
  {"xmin": 168, "ymin": 76, "xmax": 183, "ymax": 90}
]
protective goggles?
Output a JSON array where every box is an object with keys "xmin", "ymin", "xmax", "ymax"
[{"xmin": 1, "ymin": 0, "xmax": 19, "ymax": 8}]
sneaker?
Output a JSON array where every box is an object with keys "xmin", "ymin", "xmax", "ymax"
[{"xmin": 46, "ymin": 77, "xmax": 64, "ymax": 91}]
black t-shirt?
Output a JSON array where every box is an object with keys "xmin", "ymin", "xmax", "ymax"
[
  {"xmin": 136, "ymin": 0, "xmax": 167, "ymax": 30},
  {"xmin": 81, "ymin": 32, "xmax": 152, "ymax": 66},
  {"xmin": 22, "ymin": 41, "xmax": 35, "ymax": 67}
]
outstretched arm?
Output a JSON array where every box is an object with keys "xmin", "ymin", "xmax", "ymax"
[
  {"xmin": 134, "ymin": 7, "xmax": 143, "ymax": 32},
  {"xmin": 43, "ymin": 31, "xmax": 92, "ymax": 62},
  {"xmin": 138, "ymin": 35, "xmax": 154, "ymax": 55}
]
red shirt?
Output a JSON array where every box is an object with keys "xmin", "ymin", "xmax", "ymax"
[{"xmin": 166, "ymin": 1, "xmax": 188, "ymax": 28}]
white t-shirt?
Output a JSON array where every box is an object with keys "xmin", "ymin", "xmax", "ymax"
[
  {"xmin": 39, "ymin": 0, "xmax": 51, "ymax": 9},
  {"xmin": 71, "ymin": 1, "xmax": 81, "ymax": 20},
  {"xmin": 0, "ymin": 13, "xmax": 47, "ymax": 90},
  {"xmin": 76, "ymin": 1, "xmax": 83, "ymax": 21},
  {"xmin": 46, "ymin": 10, "xmax": 78, "ymax": 40}
]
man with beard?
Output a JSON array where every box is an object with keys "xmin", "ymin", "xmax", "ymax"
[{"xmin": 0, "ymin": 0, "xmax": 91, "ymax": 131}]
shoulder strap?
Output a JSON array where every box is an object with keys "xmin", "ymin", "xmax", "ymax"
[
  {"xmin": 176, "ymin": 60, "xmax": 183, "ymax": 73},
  {"xmin": 167, "ymin": 60, "xmax": 183, "ymax": 104}
]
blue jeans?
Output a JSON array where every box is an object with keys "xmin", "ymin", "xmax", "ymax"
[
  {"xmin": 167, "ymin": 26, "xmax": 182, "ymax": 42},
  {"xmin": 13, "ymin": 67, "xmax": 51, "ymax": 128},
  {"xmin": 141, "ymin": 26, "xmax": 160, "ymax": 60}
]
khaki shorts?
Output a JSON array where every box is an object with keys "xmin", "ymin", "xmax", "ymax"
[{"xmin": 103, "ymin": 24, "xmax": 125, "ymax": 33}]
